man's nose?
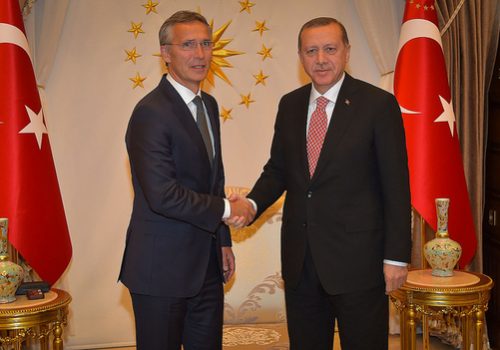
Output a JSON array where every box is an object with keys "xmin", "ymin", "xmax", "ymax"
[
  {"xmin": 194, "ymin": 43, "xmax": 206, "ymax": 57},
  {"xmin": 316, "ymin": 49, "xmax": 326, "ymax": 62}
]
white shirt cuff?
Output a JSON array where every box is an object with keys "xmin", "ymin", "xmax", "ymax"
[
  {"xmin": 222, "ymin": 198, "xmax": 230, "ymax": 219},
  {"xmin": 383, "ymin": 259, "xmax": 408, "ymax": 267},
  {"xmin": 247, "ymin": 198, "xmax": 257, "ymax": 212}
]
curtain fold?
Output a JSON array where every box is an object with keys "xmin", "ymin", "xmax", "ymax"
[
  {"xmin": 436, "ymin": 0, "xmax": 500, "ymax": 273},
  {"xmin": 31, "ymin": 0, "xmax": 69, "ymax": 86},
  {"xmin": 353, "ymin": 0, "xmax": 405, "ymax": 90},
  {"xmin": 426, "ymin": 0, "xmax": 499, "ymax": 346}
]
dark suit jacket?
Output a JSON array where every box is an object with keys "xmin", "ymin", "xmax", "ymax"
[
  {"xmin": 119, "ymin": 75, "xmax": 231, "ymax": 298},
  {"xmin": 248, "ymin": 74, "xmax": 411, "ymax": 295}
]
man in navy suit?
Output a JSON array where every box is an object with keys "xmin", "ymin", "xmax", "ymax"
[
  {"xmin": 234, "ymin": 17, "xmax": 411, "ymax": 350},
  {"xmin": 119, "ymin": 10, "xmax": 254, "ymax": 350}
]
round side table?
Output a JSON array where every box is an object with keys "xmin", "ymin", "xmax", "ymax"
[
  {"xmin": 390, "ymin": 270, "xmax": 493, "ymax": 350},
  {"xmin": 0, "ymin": 288, "xmax": 71, "ymax": 350}
]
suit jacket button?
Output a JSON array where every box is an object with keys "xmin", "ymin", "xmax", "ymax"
[
  {"xmin": 307, "ymin": 191, "xmax": 312, "ymax": 198},
  {"xmin": 302, "ymin": 223, "xmax": 307, "ymax": 228}
]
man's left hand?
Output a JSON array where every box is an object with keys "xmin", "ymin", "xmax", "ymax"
[
  {"xmin": 383, "ymin": 263, "xmax": 408, "ymax": 294},
  {"xmin": 221, "ymin": 246, "xmax": 235, "ymax": 282}
]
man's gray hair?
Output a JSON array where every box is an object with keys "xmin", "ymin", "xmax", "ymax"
[{"xmin": 159, "ymin": 10, "xmax": 211, "ymax": 46}]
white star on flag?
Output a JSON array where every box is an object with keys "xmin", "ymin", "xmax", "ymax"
[
  {"xmin": 19, "ymin": 105, "xmax": 48, "ymax": 149},
  {"xmin": 434, "ymin": 95, "xmax": 456, "ymax": 137}
]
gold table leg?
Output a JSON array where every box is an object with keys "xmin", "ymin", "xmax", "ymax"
[
  {"xmin": 461, "ymin": 314, "xmax": 470, "ymax": 350},
  {"xmin": 40, "ymin": 337, "xmax": 49, "ymax": 350},
  {"xmin": 399, "ymin": 305, "xmax": 406, "ymax": 350},
  {"xmin": 40, "ymin": 325, "xmax": 49, "ymax": 350},
  {"xmin": 53, "ymin": 321, "xmax": 64, "ymax": 350},
  {"xmin": 474, "ymin": 309, "xmax": 485, "ymax": 350},
  {"xmin": 422, "ymin": 312, "xmax": 430, "ymax": 350},
  {"xmin": 13, "ymin": 330, "xmax": 22, "ymax": 350},
  {"xmin": 406, "ymin": 304, "xmax": 417, "ymax": 350}
]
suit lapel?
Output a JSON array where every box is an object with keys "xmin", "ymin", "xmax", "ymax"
[
  {"xmin": 312, "ymin": 74, "xmax": 357, "ymax": 180},
  {"xmin": 293, "ymin": 85, "xmax": 313, "ymax": 182},
  {"xmin": 161, "ymin": 77, "xmax": 214, "ymax": 172}
]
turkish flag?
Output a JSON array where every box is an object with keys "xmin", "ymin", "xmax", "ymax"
[
  {"xmin": 394, "ymin": 0, "xmax": 476, "ymax": 267},
  {"xmin": 0, "ymin": 0, "xmax": 72, "ymax": 284}
]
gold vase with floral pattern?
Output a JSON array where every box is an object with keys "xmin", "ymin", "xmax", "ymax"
[
  {"xmin": 423, "ymin": 198, "xmax": 462, "ymax": 277},
  {"xmin": 0, "ymin": 218, "xmax": 24, "ymax": 303}
]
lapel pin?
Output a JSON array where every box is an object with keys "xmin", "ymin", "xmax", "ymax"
[{"xmin": 345, "ymin": 99, "xmax": 350, "ymax": 106}]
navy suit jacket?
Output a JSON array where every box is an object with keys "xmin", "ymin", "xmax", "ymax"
[
  {"xmin": 248, "ymin": 74, "xmax": 411, "ymax": 295},
  {"xmin": 119, "ymin": 75, "xmax": 230, "ymax": 297}
]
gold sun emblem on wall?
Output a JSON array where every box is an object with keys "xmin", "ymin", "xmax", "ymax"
[
  {"xmin": 124, "ymin": 2, "xmax": 271, "ymax": 121},
  {"xmin": 206, "ymin": 20, "xmax": 244, "ymax": 87}
]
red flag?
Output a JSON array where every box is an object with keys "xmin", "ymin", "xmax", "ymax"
[
  {"xmin": 394, "ymin": 0, "xmax": 476, "ymax": 267},
  {"xmin": 0, "ymin": 0, "xmax": 72, "ymax": 284}
]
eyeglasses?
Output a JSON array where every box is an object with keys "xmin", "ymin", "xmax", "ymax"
[{"xmin": 163, "ymin": 40, "xmax": 214, "ymax": 51}]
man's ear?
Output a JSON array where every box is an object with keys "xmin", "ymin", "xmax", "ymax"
[
  {"xmin": 160, "ymin": 45, "xmax": 171, "ymax": 64},
  {"xmin": 345, "ymin": 44, "xmax": 351, "ymax": 64}
]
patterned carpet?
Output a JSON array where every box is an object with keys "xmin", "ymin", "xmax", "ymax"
[
  {"xmin": 223, "ymin": 323, "xmax": 289, "ymax": 349},
  {"xmin": 222, "ymin": 323, "xmax": 456, "ymax": 349},
  {"xmin": 103, "ymin": 322, "xmax": 455, "ymax": 349}
]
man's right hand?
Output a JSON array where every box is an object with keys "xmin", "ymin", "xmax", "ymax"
[{"xmin": 225, "ymin": 193, "xmax": 256, "ymax": 228}]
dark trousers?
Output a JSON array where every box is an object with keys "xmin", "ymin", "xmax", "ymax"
[
  {"xmin": 285, "ymin": 247, "xmax": 388, "ymax": 350},
  {"xmin": 130, "ymin": 243, "xmax": 223, "ymax": 350}
]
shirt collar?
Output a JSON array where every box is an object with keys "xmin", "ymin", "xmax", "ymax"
[
  {"xmin": 309, "ymin": 72, "xmax": 345, "ymax": 105},
  {"xmin": 166, "ymin": 74, "xmax": 201, "ymax": 104}
]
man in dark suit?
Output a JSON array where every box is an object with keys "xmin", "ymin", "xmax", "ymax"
[
  {"xmin": 241, "ymin": 17, "xmax": 411, "ymax": 350},
  {"xmin": 119, "ymin": 11, "xmax": 254, "ymax": 350}
]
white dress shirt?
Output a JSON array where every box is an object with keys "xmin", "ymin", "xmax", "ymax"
[{"xmin": 165, "ymin": 75, "xmax": 231, "ymax": 219}]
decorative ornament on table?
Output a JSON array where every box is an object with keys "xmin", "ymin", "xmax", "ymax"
[
  {"xmin": 423, "ymin": 199, "xmax": 462, "ymax": 277},
  {"xmin": 0, "ymin": 218, "xmax": 25, "ymax": 303}
]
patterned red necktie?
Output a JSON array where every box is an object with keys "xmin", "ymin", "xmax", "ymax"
[{"xmin": 307, "ymin": 96, "xmax": 329, "ymax": 177}]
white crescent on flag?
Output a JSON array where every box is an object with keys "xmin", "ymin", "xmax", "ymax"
[
  {"xmin": 0, "ymin": 22, "xmax": 32, "ymax": 63},
  {"xmin": 396, "ymin": 18, "xmax": 456, "ymax": 136},
  {"xmin": 397, "ymin": 19, "xmax": 443, "ymax": 115},
  {"xmin": 397, "ymin": 18, "xmax": 442, "ymax": 56}
]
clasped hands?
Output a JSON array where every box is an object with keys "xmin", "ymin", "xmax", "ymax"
[{"xmin": 225, "ymin": 193, "xmax": 255, "ymax": 228}]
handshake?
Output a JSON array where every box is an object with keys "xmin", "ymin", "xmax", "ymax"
[{"xmin": 225, "ymin": 193, "xmax": 256, "ymax": 229}]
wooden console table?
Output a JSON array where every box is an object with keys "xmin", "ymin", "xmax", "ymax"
[
  {"xmin": 390, "ymin": 270, "xmax": 493, "ymax": 350},
  {"xmin": 0, "ymin": 288, "xmax": 71, "ymax": 349}
]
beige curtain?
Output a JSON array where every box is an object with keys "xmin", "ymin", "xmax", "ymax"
[
  {"xmin": 436, "ymin": 0, "xmax": 500, "ymax": 272},
  {"xmin": 22, "ymin": 0, "xmax": 70, "ymax": 86},
  {"xmin": 353, "ymin": 0, "xmax": 405, "ymax": 90}
]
